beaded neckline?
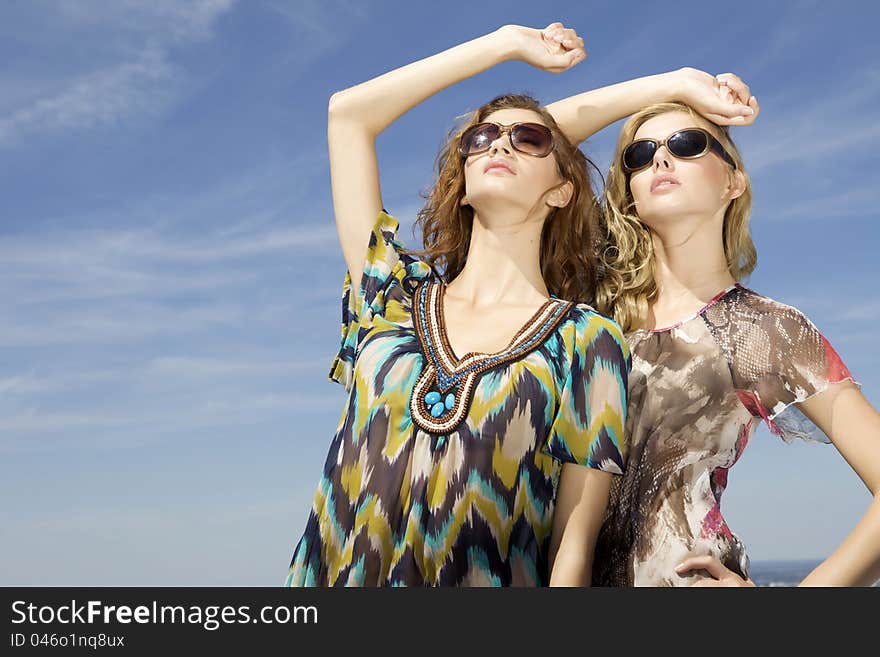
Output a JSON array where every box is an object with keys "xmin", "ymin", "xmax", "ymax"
[{"xmin": 409, "ymin": 279, "xmax": 574, "ymax": 436}]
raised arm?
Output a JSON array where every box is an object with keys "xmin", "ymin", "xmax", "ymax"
[
  {"xmin": 545, "ymin": 68, "xmax": 757, "ymax": 146},
  {"xmin": 328, "ymin": 29, "xmax": 511, "ymax": 293},
  {"xmin": 531, "ymin": 25, "xmax": 760, "ymax": 144},
  {"xmin": 328, "ymin": 23, "xmax": 582, "ymax": 293}
]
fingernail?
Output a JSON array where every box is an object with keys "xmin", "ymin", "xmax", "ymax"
[
  {"xmin": 741, "ymin": 107, "xmax": 754, "ymax": 115},
  {"xmin": 675, "ymin": 563, "xmax": 685, "ymax": 571}
]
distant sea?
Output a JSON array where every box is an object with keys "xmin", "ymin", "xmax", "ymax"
[{"xmin": 749, "ymin": 559, "xmax": 880, "ymax": 587}]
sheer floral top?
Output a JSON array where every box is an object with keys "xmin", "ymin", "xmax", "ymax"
[{"xmin": 592, "ymin": 282, "xmax": 859, "ymax": 587}]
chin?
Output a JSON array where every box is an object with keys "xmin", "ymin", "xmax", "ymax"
[{"xmin": 637, "ymin": 194, "xmax": 700, "ymax": 215}]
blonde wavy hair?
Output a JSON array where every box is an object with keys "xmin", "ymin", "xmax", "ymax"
[
  {"xmin": 594, "ymin": 101, "xmax": 757, "ymax": 332},
  {"xmin": 404, "ymin": 93, "xmax": 603, "ymax": 302}
]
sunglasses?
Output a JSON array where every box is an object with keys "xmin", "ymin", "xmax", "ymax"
[
  {"xmin": 458, "ymin": 122, "xmax": 555, "ymax": 158},
  {"xmin": 622, "ymin": 127, "xmax": 737, "ymax": 173}
]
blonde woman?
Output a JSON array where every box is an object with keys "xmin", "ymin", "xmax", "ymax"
[{"xmin": 591, "ymin": 93, "xmax": 880, "ymax": 586}]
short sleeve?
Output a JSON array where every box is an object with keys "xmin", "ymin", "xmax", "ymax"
[
  {"xmin": 543, "ymin": 308, "xmax": 631, "ymax": 473},
  {"xmin": 328, "ymin": 209, "xmax": 434, "ymax": 390},
  {"xmin": 733, "ymin": 304, "xmax": 860, "ymax": 444}
]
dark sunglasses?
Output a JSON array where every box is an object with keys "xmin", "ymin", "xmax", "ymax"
[
  {"xmin": 622, "ymin": 127, "xmax": 737, "ymax": 173},
  {"xmin": 458, "ymin": 122, "xmax": 555, "ymax": 158}
]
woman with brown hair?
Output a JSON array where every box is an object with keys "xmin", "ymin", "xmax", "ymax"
[
  {"xmin": 590, "ymin": 96, "xmax": 880, "ymax": 586},
  {"xmin": 283, "ymin": 22, "xmax": 757, "ymax": 587}
]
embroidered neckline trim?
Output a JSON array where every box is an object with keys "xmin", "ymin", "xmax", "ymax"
[{"xmin": 409, "ymin": 279, "xmax": 574, "ymax": 434}]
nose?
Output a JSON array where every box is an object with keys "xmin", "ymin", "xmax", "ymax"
[
  {"xmin": 652, "ymin": 144, "xmax": 673, "ymax": 171},
  {"xmin": 489, "ymin": 131, "xmax": 513, "ymax": 154}
]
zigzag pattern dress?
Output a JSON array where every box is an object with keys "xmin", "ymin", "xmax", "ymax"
[{"xmin": 284, "ymin": 209, "xmax": 631, "ymax": 586}]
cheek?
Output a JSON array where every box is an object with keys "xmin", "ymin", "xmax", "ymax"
[
  {"xmin": 629, "ymin": 172, "xmax": 652, "ymax": 204},
  {"xmin": 705, "ymin": 164, "xmax": 731, "ymax": 195},
  {"xmin": 524, "ymin": 161, "xmax": 560, "ymax": 189}
]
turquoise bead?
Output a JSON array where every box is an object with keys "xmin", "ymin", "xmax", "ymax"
[
  {"xmin": 425, "ymin": 391, "xmax": 441, "ymax": 405},
  {"xmin": 444, "ymin": 393, "xmax": 455, "ymax": 410},
  {"xmin": 430, "ymin": 402, "xmax": 445, "ymax": 417}
]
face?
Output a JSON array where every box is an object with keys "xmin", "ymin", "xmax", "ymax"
[
  {"xmin": 460, "ymin": 108, "xmax": 573, "ymax": 224},
  {"xmin": 626, "ymin": 111, "xmax": 744, "ymax": 230}
]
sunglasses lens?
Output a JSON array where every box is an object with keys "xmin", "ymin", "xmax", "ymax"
[
  {"xmin": 668, "ymin": 129, "xmax": 709, "ymax": 158},
  {"xmin": 460, "ymin": 124, "xmax": 500, "ymax": 155},
  {"xmin": 511, "ymin": 124, "xmax": 552, "ymax": 155},
  {"xmin": 623, "ymin": 140, "xmax": 656, "ymax": 171}
]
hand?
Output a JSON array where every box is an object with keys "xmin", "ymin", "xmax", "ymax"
[
  {"xmin": 675, "ymin": 555, "xmax": 757, "ymax": 587},
  {"xmin": 499, "ymin": 22, "xmax": 587, "ymax": 74},
  {"xmin": 669, "ymin": 67, "xmax": 760, "ymax": 126}
]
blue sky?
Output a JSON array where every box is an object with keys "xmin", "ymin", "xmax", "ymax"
[{"xmin": 2, "ymin": 0, "xmax": 878, "ymax": 585}]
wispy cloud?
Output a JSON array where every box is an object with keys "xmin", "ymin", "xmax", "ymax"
[
  {"xmin": 0, "ymin": 0, "xmax": 236, "ymax": 146},
  {"xmin": 0, "ymin": 301, "xmax": 248, "ymax": 346},
  {"xmin": 0, "ymin": 48, "xmax": 176, "ymax": 144},
  {"xmin": 757, "ymin": 181, "xmax": 880, "ymax": 222},
  {"xmin": 1, "ymin": 353, "xmax": 328, "ymax": 397},
  {"xmin": 144, "ymin": 354, "xmax": 327, "ymax": 379},
  {"xmin": 0, "ymin": 390, "xmax": 338, "ymax": 437},
  {"xmin": 47, "ymin": 0, "xmax": 236, "ymax": 43},
  {"xmin": 840, "ymin": 300, "xmax": 880, "ymax": 322},
  {"xmin": 264, "ymin": 0, "xmax": 369, "ymax": 36},
  {"xmin": 741, "ymin": 68, "xmax": 880, "ymax": 172}
]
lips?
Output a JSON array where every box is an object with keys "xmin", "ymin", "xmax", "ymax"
[
  {"xmin": 484, "ymin": 159, "xmax": 515, "ymax": 174},
  {"xmin": 650, "ymin": 174, "xmax": 680, "ymax": 192}
]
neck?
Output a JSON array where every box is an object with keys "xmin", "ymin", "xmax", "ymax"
[
  {"xmin": 447, "ymin": 210, "xmax": 549, "ymax": 305},
  {"xmin": 649, "ymin": 208, "xmax": 736, "ymax": 305}
]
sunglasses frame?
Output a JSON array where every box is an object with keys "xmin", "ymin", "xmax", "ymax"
[
  {"xmin": 622, "ymin": 127, "xmax": 737, "ymax": 173},
  {"xmin": 458, "ymin": 121, "xmax": 555, "ymax": 158}
]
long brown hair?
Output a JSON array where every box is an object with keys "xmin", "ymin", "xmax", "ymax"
[
  {"xmin": 594, "ymin": 101, "xmax": 757, "ymax": 332},
  {"xmin": 404, "ymin": 93, "xmax": 603, "ymax": 302}
]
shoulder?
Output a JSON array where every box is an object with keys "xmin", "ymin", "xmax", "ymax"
[
  {"xmin": 561, "ymin": 301, "xmax": 630, "ymax": 362},
  {"xmin": 723, "ymin": 284, "xmax": 820, "ymax": 337}
]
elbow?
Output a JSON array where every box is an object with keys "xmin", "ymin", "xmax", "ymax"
[
  {"xmin": 328, "ymin": 91, "xmax": 347, "ymax": 119},
  {"xmin": 327, "ymin": 91, "xmax": 378, "ymax": 138},
  {"xmin": 328, "ymin": 89, "xmax": 360, "ymax": 121}
]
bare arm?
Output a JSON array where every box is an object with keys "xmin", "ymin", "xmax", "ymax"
[
  {"xmin": 327, "ymin": 28, "xmax": 516, "ymax": 294},
  {"xmin": 548, "ymin": 463, "xmax": 614, "ymax": 586},
  {"xmin": 546, "ymin": 69, "xmax": 759, "ymax": 146},
  {"xmin": 678, "ymin": 381, "xmax": 880, "ymax": 587},
  {"xmin": 796, "ymin": 382, "xmax": 880, "ymax": 586},
  {"xmin": 546, "ymin": 72, "xmax": 685, "ymax": 145}
]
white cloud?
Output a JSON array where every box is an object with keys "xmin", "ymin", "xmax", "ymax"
[
  {"xmin": 264, "ymin": 0, "xmax": 370, "ymax": 36},
  {"xmin": 145, "ymin": 354, "xmax": 327, "ymax": 379},
  {"xmin": 47, "ymin": 0, "xmax": 236, "ymax": 43},
  {"xmin": 0, "ymin": 369, "xmax": 125, "ymax": 396},
  {"xmin": 840, "ymin": 301, "xmax": 880, "ymax": 322},
  {"xmin": 0, "ymin": 47, "xmax": 176, "ymax": 144},
  {"xmin": 0, "ymin": 0, "xmax": 236, "ymax": 146},
  {"xmin": 756, "ymin": 182, "xmax": 880, "ymax": 223},
  {"xmin": 0, "ymin": 389, "xmax": 340, "ymax": 441},
  {"xmin": 0, "ymin": 300, "xmax": 249, "ymax": 346},
  {"xmin": 740, "ymin": 69, "xmax": 880, "ymax": 172}
]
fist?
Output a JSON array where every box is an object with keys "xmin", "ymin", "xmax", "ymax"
[{"xmin": 500, "ymin": 22, "xmax": 587, "ymax": 74}]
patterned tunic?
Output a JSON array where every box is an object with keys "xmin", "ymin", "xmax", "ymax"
[
  {"xmin": 592, "ymin": 283, "xmax": 858, "ymax": 586},
  {"xmin": 284, "ymin": 209, "xmax": 631, "ymax": 586}
]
